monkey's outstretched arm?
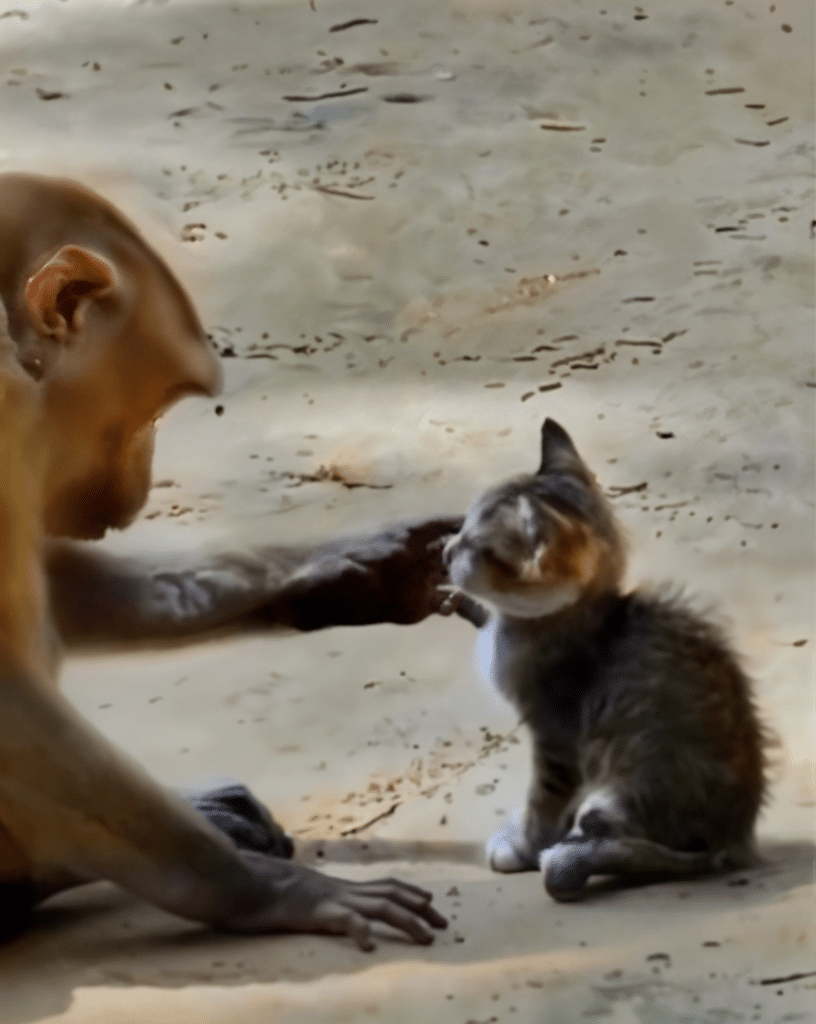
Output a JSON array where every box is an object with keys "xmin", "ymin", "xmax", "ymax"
[
  {"xmin": 46, "ymin": 515, "xmax": 464, "ymax": 648},
  {"xmin": 45, "ymin": 541, "xmax": 305, "ymax": 646}
]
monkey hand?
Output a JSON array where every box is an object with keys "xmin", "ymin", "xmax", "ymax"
[
  {"xmin": 220, "ymin": 852, "xmax": 448, "ymax": 950},
  {"xmin": 267, "ymin": 515, "xmax": 464, "ymax": 630}
]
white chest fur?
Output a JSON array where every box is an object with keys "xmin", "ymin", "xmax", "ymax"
[
  {"xmin": 475, "ymin": 616, "xmax": 499, "ymax": 688},
  {"xmin": 475, "ymin": 614, "xmax": 544, "ymax": 710}
]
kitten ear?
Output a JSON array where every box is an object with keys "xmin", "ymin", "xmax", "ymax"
[{"xmin": 538, "ymin": 418, "xmax": 585, "ymax": 476}]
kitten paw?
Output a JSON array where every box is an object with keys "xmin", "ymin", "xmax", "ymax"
[
  {"xmin": 486, "ymin": 812, "xmax": 540, "ymax": 873},
  {"xmin": 539, "ymin": 842, "xmax": 593, "ymax": 901}
]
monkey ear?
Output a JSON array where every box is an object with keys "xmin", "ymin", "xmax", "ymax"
[
  {"xmin": 537, "ymin": 418, "xmax": 585, "ymax": 476},
  {"xmin": 24, "ymin": 245, "xmax": 119, "ymax": 342}
]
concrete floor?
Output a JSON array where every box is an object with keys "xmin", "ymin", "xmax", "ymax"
[{"xmin": 1, "ymin": 1, "xmax": 813, "ymax": 1021}]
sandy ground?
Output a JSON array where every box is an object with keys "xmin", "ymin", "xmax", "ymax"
[{"xmin": 1, "ymin": 0, "xmax": 814, "ymax": 1021}]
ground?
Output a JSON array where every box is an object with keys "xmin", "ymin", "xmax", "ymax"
[{"xmin": 0, "ymin": 0, "xmax": 814, "ymax": 1021}]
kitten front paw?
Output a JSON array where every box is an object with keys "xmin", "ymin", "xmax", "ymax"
[{"xmin": 486, "ymin": 810, "xmax": 540, "ymax": 873}]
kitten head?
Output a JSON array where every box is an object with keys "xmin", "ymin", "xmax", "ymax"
[{"xmin": 444, "ymin": 419, "xmax": 626, "ymax": 618}]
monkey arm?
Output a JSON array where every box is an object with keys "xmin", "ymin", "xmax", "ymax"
[
  {"xmin": 44, "ymin": 540, "xmax": 306, "ymax": 646},
  {"xmin": 0, "ymin": 668, "xmax": 446, "ymax": 946},
  {"xmin": 0, "ymin": 665, "xmax": 270, "ymax": 925},
  {"xmin": 45, "ymin": 515, "xmax": 464, "ymax": 648}
]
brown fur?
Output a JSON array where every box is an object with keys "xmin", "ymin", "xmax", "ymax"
[
  {"xmin": 0, "ymin": 174, "xmax": 449, "ymax": 948},
  {"xmin": 444, "ymin": 418, "xmax": 768, "ymax": 901}
]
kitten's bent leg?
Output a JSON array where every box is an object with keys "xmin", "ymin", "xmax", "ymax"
[{"xmin": 540, "ymin": 836, "xmax": 722, "ymax": 901}]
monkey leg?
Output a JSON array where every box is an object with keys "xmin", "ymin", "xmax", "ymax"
[
  {"xmin": 540, "ymin": 834, "xmax": 719, "ymax": 901},
  {"xmin": 181, "ymin": 778, "xmax": 294, "ymax": 859}
]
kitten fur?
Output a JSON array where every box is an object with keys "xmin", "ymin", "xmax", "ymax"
[{"xmin": 443, "ymin": 418, "xmax": 768, "ymax": 901}]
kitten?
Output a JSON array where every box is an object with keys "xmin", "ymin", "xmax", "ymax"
[{"xmin": 443, "ymin": 418, "xmax": 767, "ymax": 901}]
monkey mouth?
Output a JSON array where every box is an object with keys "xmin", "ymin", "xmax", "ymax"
[{"xmin": 45, "ymin": 474, "xmax": 147, "ymax": 540}]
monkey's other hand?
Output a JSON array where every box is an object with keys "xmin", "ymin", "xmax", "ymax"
[
  {"xmin": 269, "ymin": 515, "xmax": 464, "ymax": 630},
  {"xmin": 184, "ymin": 779, "xmax": 294, "ymax": 859},
  {"xmin": 222, "ymin": 853, "xmax": 448, "ymax": 949}
]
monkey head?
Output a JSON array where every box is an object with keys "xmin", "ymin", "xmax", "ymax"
[{"xmin": 1, "ymin": 174, "xmax": 222, "ymax": 540}]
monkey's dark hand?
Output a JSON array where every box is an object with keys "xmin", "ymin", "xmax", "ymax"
[
  {"xmin": 220, "ymin": 852, "xmax": 448, "ymax": 949},
  {"xmin": 266, "ymin": 515, "xmax": 464, "ymax": 630},
  {"xmin": 183, "ymin": 779, "xmax": 294, "ymax": 859}
]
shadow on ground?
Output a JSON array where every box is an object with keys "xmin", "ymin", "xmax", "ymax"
[{"xmin": 0, "ymin": 838, "xmax": 812, "ymax": 1024}]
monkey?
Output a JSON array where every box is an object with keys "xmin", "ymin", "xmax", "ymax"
[
  {"xmin": 442, "ymin": 418, "xmax": 768, "ymax": 901},
  {"xmin": 0, "ymin": 172, "xmax": 455, "ymax": 949}
]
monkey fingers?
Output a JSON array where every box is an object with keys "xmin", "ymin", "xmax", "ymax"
[
  {"xmin": 308, "ymin": 878, "xmax": 447, "ymax": 949},
  {"xmin": 345, "ymin": 876, "xmax": 443, "ymax": 913},
  {"xmin": 340, "ymin": 895, "xmax": 437, "ymax": 947},
  {"xmin": 269, "ymin": 515, "xmax": 465, "ymax": 630},
  {"xmin": 437, "ymin": 585, "xmax": 490, "ymax": 627},
  {"xmin": 221, "ymin": 853, "xmax": 447, "ymax": 948},
  {"xmin": 315, "ymin": 905, "xmax": 379, "ymax": 952},
  {"xmin": 347, "ymin": 877, "xmax": 448, "ymax": 927}
]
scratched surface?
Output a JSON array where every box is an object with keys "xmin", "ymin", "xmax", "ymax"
[{"xmin": 0, "ymin": 0, "xmax": 814, "ymax": 1021}]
